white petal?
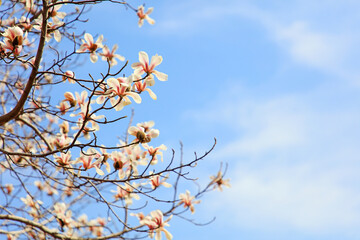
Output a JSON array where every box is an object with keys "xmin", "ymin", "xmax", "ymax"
[
  {"xmin": 139, "ymin": 51, "xmax": 149, "ymax": 65},
  {"xmin": 84, "ymin": 33, "xmax": 93, "ymax": 44},
  {"xmin": 95, "ymin": 166, "xmax": 104, "ymax": 176},
  {"xmin": 145, "ymin": 88, "xmax": 157, "ymax": 100},
  {"xmin": 127, "ymin": 92, "xmax": 142, "ymax": 104},
  {"xmin": 150, "ymin": 54, "xmax": 162, "ymax": 67},
  {"xmin": 153, "ymin": 70, "xmax": 168, "ymax": 81},
  {"xmin": 90, "ymin": 53, "xmax": 98, "ymax": 63}
]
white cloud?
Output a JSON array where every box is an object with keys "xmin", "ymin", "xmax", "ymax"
[
  {"xmin": 211, "ymin": 163, "xmax": 360, "ymax": 234},
  {"xmin": 188, "ymin": 83, "xmax": 360, "ymax": 236},
  {"xmin": 157, "ymin": 0, "xmax": 360, "ymax": 82}
]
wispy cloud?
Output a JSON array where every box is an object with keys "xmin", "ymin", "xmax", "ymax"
[
  {"xmin": 156, "ymin": 0, "xmax": 360, "ymax": 82},
  {"xmin": 186, "ymin": 82, "xmax": 360, "ymax": 237}
]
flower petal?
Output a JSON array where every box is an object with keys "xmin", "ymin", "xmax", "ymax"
[
  {"xmin": 153, "ymin": 70, "xmax": 168, "ymax": 81},
  {"xmin": 139, "ymin": 51, "xmax": 149, "ymax": 65}
]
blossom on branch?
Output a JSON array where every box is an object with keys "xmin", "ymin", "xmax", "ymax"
[
  {"xmin": 132, "ymin": 51, "xmax": 168, "ymax": 82},
  {"xmin": 128, "ymin": 123, "xmax": 159, "ymax": 144},
  {"xmin": 100, "ymin": 44, "xmax": 125, "ymax": 67},
  {"xmin": 111, "ymin": 183, "xmax": 140, "ymax": 205},
  {"xmin": 141, "ymin": 210, "xmax": 173, "ymax": 240},
  {"xmin": 143, "ymin": 143, "xmax": 167, "ymax": 164},
  {"xmin": 179, "ymin": 190, "xmax": 201, "ymax": 214},
  {"xmin": 1, "ymin": 26, "xmax": 27, "ymax": 55},
  {"xmin": 48, "ymin": 5, "xmax": 66, "ymax": 23},
  {"xmin": 76, "ymin": 148, "xmax": 104, "ymax": 176},
  {"xmin": 137, "ymin": 5, "xmax": 155, "ymax": 27},
  {"xmin": 210, "ymin": 171, "xmax": 231, "ymax": 191},
  {"xmin": 77, "ymin": 33, "xmax": 104, "ymax": 63},
  {"xmin": 107, "ymin": 76, "xmax": 142, "ymax": 111},
  {"xmin": 149, "ymin": 173, "xmax": 172, "ymax": 189}
]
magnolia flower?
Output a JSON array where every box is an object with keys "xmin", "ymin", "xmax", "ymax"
[
  {"xmin": 149, "ymin": 173, "xmax": 172, "ymax": 189},
  {"xmin": 89, "ymin": 217, "xmax": 106, "ymax": 237},
  {"xmin": 53, "ymin": 202, "xmax": 73, "ymax": 228},
  {"xmin": 107, "ymin": 76, "xmax": 141, "ymax": 111},
  {"xmin": 19, "ymin": 16, "xmax": 32, "ymax": 31},
  {"xmin": 141, "ymin": 210, "xmax": 172, "ymax": 240},
  {"xmin": 128, "ymin": 124, "xmax": 159, "ymax": 143},
  {"xmin": 76, "ymin": 148, "xmax": 104, "ymax": 175},
  {"xmin": 47, "ymin": 22, "xmax": 62, "ymax": 42},
  {"xmin": 143, "ymin": 144, "xmax": 167, "ymax": 165},
  {"xmin": 131, "ymin": 51, "xmax": 168, "ymax": 81},
  {"xmin": 133, "ymin": 78, "xmax": 157, "ymax": 100},
  {"xmin": 1, "ymin": 26, "xmax": 27, "ymax": 55},
  {"xmin": 52, "ymin": 133, "xmax": 72, "ymax": 149},
  {"xmin": 179, "ymin": 190, "xmax": 201, "ymax": 214},
  {"xmin": 63, "ymin": 92, "xmax": 76, "ymax": 107},
  {"xmin": 100, "ymin": 44, "xmax": 125, "ymax": 67},
  {"xmin": 4, "ymin": 184, "xmax": 14, "ymax": 195},
  {"xmin": 210, "ymin": 171, "xmax": 231, "ymax": 191},
  {"xmin": 34, "ymin": 180, "xmax": 44, "ymax": 191},
  {"xmin": 48, "ymin": 5, "xmax": 66, "ymax": 23},
  {"xmin": 137, "ymin": 5, "xmax": 155, "ymax": 27},
  {"xmin": 75, "ymin": 90, "xmax": 88, "ymax": 108},
  {"xmin": 70, "ymin": 105, "xmax": 104, "ymax": 138},
  {"xmin": 63, "ymin": 71, "xmax": 75, "ymax": 83},
  {"xmin": 20, "ymin": 195, "xmax": 43, "ymax": 209},
  {"xmin": 110, "ymin": 151, "xmax": 130, "ymax": 179},
  {"xmin": 54, "ymin": 152, "xmax": 73, "ymax": 167},
  {"xmin": 77, "ymin": 33, "xmax": 104, "ymax": 63},
  {"xmin": 111, "ymin": 183, "xmax": 140, "ymax": 205},
  {"xmin": 34, "ymin": 18, "xmax": 62, "ymax": 42},
  {"xmin": 57, "ymin": 101, "xmax": 70, "ymax": 115}
]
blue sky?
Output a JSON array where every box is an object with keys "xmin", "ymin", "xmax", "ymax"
[{"xmin": 72, "ymin": 0, "xmax": 360, "ymax": 239}]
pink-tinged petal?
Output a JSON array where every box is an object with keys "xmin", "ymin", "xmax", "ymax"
[
  {"xmin": 163, "ymin": 229, "xmax": 173, "ymax": 240},
  {"xmin": 134, "ymin": 68, "xmax": 145, "ymax": 76},
  {"xmin": 54, "ymin": 30, "xmax": 61, "ymax": 42},
  {"xmin": 115, "ymin": 54, "xmax": 125, "ymax": 61},
  {"xmin": 114, "ymin": 99, "xmax": 130, "ymax": 111},
  {"xmin": 92, "ymin": 122, "xmax": 100, "ymax": 131},
  {"xmin": 155, "ymin": 231, "xmax": 161, "ymax": 240},
  {"xmin": 145, "ymin": 75, "xmax": 155, "ymax": 86},
  {"xmin": 128, "ymin": 126, "xmax": 138, "ymax": 135},
  {"xmin": 118, "ymin": 170, "xmax": 125, "ymax": 179},
  {"xmin": 150, "ymin": 210, "xmax": 162, "ymax": 219},
  {"xmin": 96, "ymin": 96, "xmax": 106, "ymax": 105},
  {"xmin": 64, "ymin": 92, "xmax": 75, "ymax": 99},
  {"xmin": 162, "ymin": 182, "xmax": 172, "ymax": 188},
  {"xmin": 146, "ymin": 7, "xmax": 154, "ymax": 15},
  {"xmin": 138, "ymin": 19, "xmax": 144, "ymax": 27},
  {"xmin": 90, "ymin": 52, "xmax": 98, "ymax": 63},
  {"xmin": 96, "ymin": 35, "xmax": 104, "ymax": 48},
  {"xmin": 95, "ymin": 166, "xmax": 104, "ymax": 176},
  {"xmin": 131, "ymin": 62, "xmax": 143, "ymax": 69},
  {"xmin": 139, "ymin": 51, "xmax": 149, "ymax": 65},
  {"xmin": 144, "ymin": 88, "xmax": 157, "ymax": 100},
  {"xmin": 57, "ymin": 12, "xmax": 66, "ymax": 19},
  {"xmin": 81, "ymin": 90, "xmax": 88, "ymax": 100},
  {"xmin": 107, "ymin": 78, "xmax": 119, "ymax": 89},
  {"xmin": 149, "ymin": 129, "xmax": 159, "ymax": 138},
  {"xmin": 105, "ymin": 162, "xmax": 111, "ymax": 173},
  {"xmin": 112, "ymin": 44, "xmax": 118, "ymax": 52},
  {"xmin": 146, "ymin": 16, "xmax": 155, "ymax": 25},
  {"xmin": 110, "ymin": 97, "xmax": 119, "ymax": 108},
  {"xmin": 84, "ymin": 33, "xmax": 93, "ymax": 44},
  {"xmin": 152, "ymin": 70, "xmax": 168, "ymax": 81},
  {"xmin": 127, "ymin": 92, "xmax": 142, "ymax": 104},
  {"xmin": 77, "ymin": 45, "xmax": 87, "ymax": 53},
  {"xmin": 150, "ymin": 54, "xmax": 162, "ymax": 67}
]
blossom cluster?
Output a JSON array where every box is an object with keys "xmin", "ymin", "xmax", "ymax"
[{"xmin": 0, "ymin": 1, "xmax": 230, "ymax": 240}]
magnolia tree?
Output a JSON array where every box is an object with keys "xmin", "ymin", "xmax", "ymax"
[{"xmin": 0, "ymin": 0, "xmax": 230, "ymax": 239}]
